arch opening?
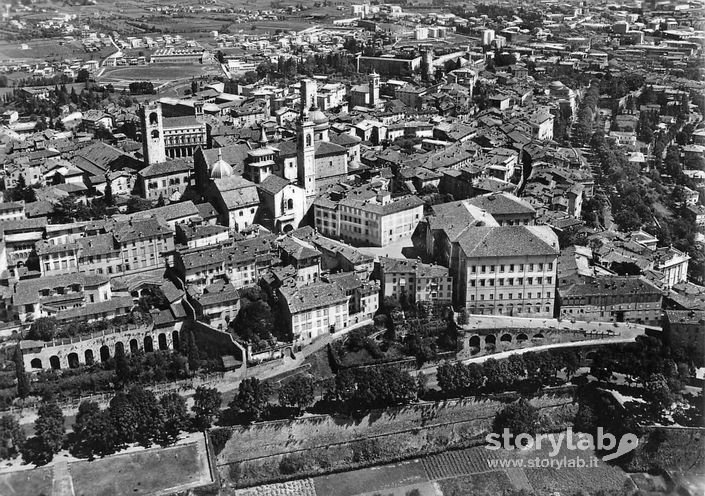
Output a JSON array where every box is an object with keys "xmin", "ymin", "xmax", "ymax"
[
  {"xmin": 30, "ymin": 358, "xmax": 42, "ymax": 369},
  {"xmin": 100, "ymin": 345, "xmax": 110, "ymax": 362},
  {"xmin": 49, "ymin": 355, "xmax": 61, "ymax": 370},
  {"xmin": 67, "ymin": 352, "xmax": 79, "ymax": 369},
  {"xmin": 85, "ymin": 349, "xmax": 94, "ymax": 365},
  {"xmin": 144, "ymin": 335, "xmax": 154, "ymax": 353},
  {"xmin": 158, "ymin": 333, "xmax": 168, "ymax": 350}
]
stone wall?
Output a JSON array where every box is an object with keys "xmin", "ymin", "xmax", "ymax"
[{"xmin": 21, "ymin": 323, "xmax": 179, "ymax": 370}]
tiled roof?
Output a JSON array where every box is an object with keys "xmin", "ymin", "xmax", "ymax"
[
  {"xmin": 13, "ymin": 272, "xmax": 110, "ymax": 306},
  {"xmin": 139, "ymin": 157, "xmax": 192, "ymax": 178},
  {"xmin": 280, "ymin": 281, "xmax": 348, "ymax": 314},
  {"xmin": 215, "ymin": 179, "xmax": 260, "ymax": 210},
  {"xmin": 163, "ymin": 116, "xmax": 204, "ymax": 129},
  {"xmin": 119, "ymin": 200, "xmax": 200, "ymax": 224},
  {"xmin": 379, "ymin": 256, "xmax": 450, "ymax": 278},
  {"xmin": 456, "ymin": 225, "xmax": 559, "ymax": 259},
  {"xmin": 561, "ymin": 276, "xmax": 662, "ymax": 298},
  {"xmin": 257, "ymin": 174, "xmax": 290, "ymax": 196},
  {"xmin": 113, "ymin": 218, "xmax": 172, "ymax": 243},
  {"xmin": 664, "ymin": 309, "xmax": 705, "ymax": 325},
  {"xmin": 339, "ymin": 194, "xmax": 424, "ymax": 217},
  {"xmin": 195, "ymin": 202, "xmax": 219, "ymax": 219},
  {"xmin": 467, "ymin": 192, "xmax": 535, "ymax": 216}
]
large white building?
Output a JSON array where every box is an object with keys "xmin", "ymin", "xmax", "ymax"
[
  {"xmin": 418, "ymin": 200, "xmax": 560, "ymax": 317},
  {"xmin": 279, "ymin": 282, "xmax": 349, "ymax": 345},
  {"xmin": 313, "ymin": 188, "xmax": 424, "ymax": 247}
]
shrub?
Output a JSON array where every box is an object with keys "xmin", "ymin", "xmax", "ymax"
[
  {"xmin": 209, "ymin": 428, "xmax": 232, "ymax": 456},
  {"xmin": 279, "ymin": 453, "xmax": 306, "ymax": 475}
]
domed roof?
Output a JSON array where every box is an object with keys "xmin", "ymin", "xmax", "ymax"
[
  {"xmin": 210, "ymin": 149, "xmax": 233, "ymax": 179},
  {"xmin": 309, "ymin": 106, "xmax": 329, "ymax": 130},
  {"xmin": 549, "ymin": 80, "xmax": 565, "ymax": 89}
]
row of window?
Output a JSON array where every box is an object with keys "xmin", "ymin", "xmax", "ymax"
[
  {"xmin": 470, "ymin": 263, "xmax": 553, "ymax": 274},
  {"xmin": 469, "ymin": 304, "xmax": 552, "ymax": 315},
  {"xmin": 470, "ymin": 276, "xmax": 553, "ymax": 287},
  {"xmin": 469, "ymin": 292, "xmax": 552, "ymax": 301}
]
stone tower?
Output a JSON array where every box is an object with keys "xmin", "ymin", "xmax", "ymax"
[
  {"xmin": 297, "ymin": 114, "xmax": 316, "ymax": 207},
  {"xmin": 140, "ymin": 102, "xmax": 166, "ymax": 166},
  {"xmin": 368, "ymin": 71, "xmax": 380, "ymax": 107},
  {"xmin": 300, "ymin": 78, "xmax": 317, "ymax": 115},
  {"xmin": 423, "ymin": 50, "xmax": 434, "ymax": 80}
]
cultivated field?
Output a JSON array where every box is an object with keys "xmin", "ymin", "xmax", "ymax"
[
  {"xmin": 237, "ymin": 433, "xmax": 636, "ymax": 496},
  {"xmin": 230, "ymin": 478, "xmax": 317, "ymax": 496},
  {"xmin": 436, "ymin": 471, "xmax": 515, "ymax": 496},
  {"xmin": 314, "ymin": 460, "xmax": 432, "ymax": 496},
  {"xmin": 216, "ymin": 394, "xmax": 576, "ymax": 488},
  {"xmin": 0, "ymin": 40, "xmax": 110, "ymax": 62}
]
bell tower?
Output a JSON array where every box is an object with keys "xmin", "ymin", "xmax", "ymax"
[
  {"xmin": 368, "ymin": 71, "xmax": 380, "ymax": 107},
  {"xmin": 297, "ymin": 114, "xmax": 316, "ymax": 207},
  {"xmin": 140, "ymin": 102, "xmax": 166, "ymax": 166}
]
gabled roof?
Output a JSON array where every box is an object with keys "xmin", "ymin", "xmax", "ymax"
[{"xmin": 257, "ymin": 174, "xmax": 290, "ymax": 196}]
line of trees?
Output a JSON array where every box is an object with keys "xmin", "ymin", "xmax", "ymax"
[
  {"xmin": 221, "ymin": 365, "xmax": 420, "ymax": 425},
  {"xmin": 12, "ymin": 385, "xmax": 222, "ymax": 464},
  {"xmin": 437, "ymin": 349, "xmax": 580, "ymax": 398}
]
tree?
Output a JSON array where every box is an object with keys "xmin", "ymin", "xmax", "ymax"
[
  {"xmin": 645, "ymin": 373, "xmax": 674, "ymax": 414},
  {"xmin": 14, "ymin": 345, "xmax": 30, "ymax": 398},
  {"xmin": 493, "ymin": 398, "xmax": 538, "ymax": 438},
  {"xmin": 230, "ymin": 292, "xmax": 281, "ymax": 348},
  {"xmin": 114, "ymin": 345, "xmax": 130, "ymax": 387},
  {"xmin": 27, "ymin": 401, "xmax": 65, "ymax": 464},
  {"xmin": 192, "ymin": 386, "xmax": 222, "ymax": 430},
  {"xmin": 128, "ymin": 387, "xmax": 163, "ymax": 447},
  {"xmin": 190, "ymin": 79, "xmax": 198, "ymax": 95},
  {"xmin": 437, "ymin": 362, "xmax": 483, "ymax": 397},
  {"xmin": 109, "ymin": 386, "xmax": 162, "ymax": 448},
  {"xmin": 71, "ymin": 401, "xmax": 117, "ymax": 459},
  {"xmin": 483, "ymin": 358, "xmax": 521, "ymax": 392},
  {"xmin": 278, "ymin": 375, "xmax": 314, "ymax": 415},
  {"xmin": 179, "ymin": 327, "xmax": 200, "ymax": 372},
  {"xmin": 573, "ymin": 402, "xmax": 597, "ymax": 434},
  {"xmin": 0, "ymin": 415, "xmax": 25, "ymax": 459},
  {"xmin": 75, "ymin": 69, "xmax": 90, "ymax": 83},
  {"xmin": 230, "ymin": 378, "xmax": 270, "ymax": 422},
  {"xmin": 104, "ymin": 179, "xmax": 114, "ymax": 206},
  {"xmin": 561, "ymin": 350, "xmax": 580, "ymax": 380},
  {"xmin": 158, "ymin": 393, "xmax": 188, "ymax": 446},
  {"xmin": 27, "ymin": 317, "xmax": 58, "ymax": 341},
  {"xmin": 338, "ymin": 366, "xmax": 416, "ymax": 411}
]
